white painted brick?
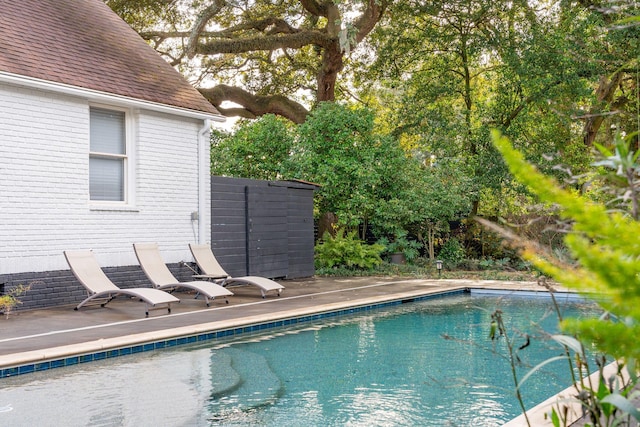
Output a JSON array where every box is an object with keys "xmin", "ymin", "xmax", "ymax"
[{"xmin": 0, "ymin": 83, "xmax": 211, "ymax": 274}]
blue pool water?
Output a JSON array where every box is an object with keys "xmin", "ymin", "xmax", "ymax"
[{"xmin": 0, "ymin": 293, "xmax": 598, "ymax": 426}]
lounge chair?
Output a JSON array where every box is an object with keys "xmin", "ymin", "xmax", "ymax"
[
  {"xmin": 189, "ymin": 243, "xmax": 284, "ymax": 298},
  {"xmin": 133, "ymin": 243, "xmax": 233, "ymax": 306},
  {"xmin": 64, "ymin": 250, "xmax": 179, "ymax": 317}
]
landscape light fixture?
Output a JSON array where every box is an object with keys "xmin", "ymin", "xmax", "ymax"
[{"xmin": 436, "ymin": 260, "xmax": 443, "ymax": 278}]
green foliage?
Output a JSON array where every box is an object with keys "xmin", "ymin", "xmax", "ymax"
[
  {"xmin": 491, "ymin": 130, "xmax": 640, "ymax": 423},
  {"xmin": 110, "ymin": 0, "xmax": 390, "ymax": 123},
  {"xmin": 493, "ymin": 129, "xmax": 640, "ymax": 358},
  {"xmin": 210, "ymin": 103, "xmax": 473, "ymax": 241},
  {"xmin": 292, "ymin": 102, "xmax": 449, "ymax": 232},
  {"xmin": 544, "ymin": 337, "xmax": 640, "ymax": 427},
  {"xmin": 437, "ymin": 238, "xmax": 466, "ymax": 268},
  {"xmin": 361, "ymin": 0, "xmax": 637, "ymax": 223},
  {"xmin": 592, "ymin": 133, "xmax": 640, "ymax": 219},
  {"xmin": 477, "ymin": 257, "xmax": 517, "ymax": 270},
  {"xmin": 0, "ymin": 283, "xmax": 31, "ymax": 319},
  {"xmin": 376, "ymin": 231, "xmax": 422, "ymax": 263},
  {"xmin": 106, "ymin": 0, "xmax": 179, "ymax": 31},
  {"xmin": 210, "ymin": 115, "xmax": 294, "ymax": 180},
  {"xmin": 403, "ymin": 159, "xmax": 473, "ymax": 258},
  {"xmin": 314, "ymin": 229, "xmax": 384, "ymax": 270},
  {"xmin": 314, "ymin": 260, "xmax": 434, "ymax": 278},
  {"xmin": 292, "ymin": 103, "xmax": 397, "ymax": 228}
]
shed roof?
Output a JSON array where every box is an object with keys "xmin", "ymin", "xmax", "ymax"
[{"xmin": 0, "ymin": 0, "xmax": 220, "ymax": 116}]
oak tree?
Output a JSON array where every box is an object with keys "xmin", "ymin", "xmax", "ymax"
[{"xmin": 107, "ymin": 0, "xmax": 389, "ymax": 123}]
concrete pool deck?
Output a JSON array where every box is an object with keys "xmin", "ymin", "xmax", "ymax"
[{"xmin": 0, "ymin": 276, "xmax": 578, "ymax": 426}]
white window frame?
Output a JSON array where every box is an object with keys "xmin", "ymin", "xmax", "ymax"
[{"xmin": 89, "ymin": 105, "xmax": 136, "ymax": 209}]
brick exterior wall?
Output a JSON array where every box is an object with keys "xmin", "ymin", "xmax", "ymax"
[
  {"xmin": 0, "ymin": 263, "xmax": 198, "ymax": 312},
  {"xmin": 0, "ymin": 83, "xmax": 211, "ymax": 281}
]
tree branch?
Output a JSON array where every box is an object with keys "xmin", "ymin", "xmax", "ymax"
[
  {"xmin": 199, "ymin": 84, "xmax": 310, "ymax": 123},
  {"xmin": 217, "ymin": 18, "xmax": 302, "ymax": 36},
  {"xmin": 299, "ymin": 0, "xmax": 328, "ymax": 17},
  {"xmin": 196, "ymin": 30, "xmax": 333, "ymax": 54},
  {"xmin": 353, "ymin": 0, "xmax": 389, "ymax": 44},
  {"xmin": 144, "ymin": 17, "xmax": 301, "ymax": 43},
  {"xmin": 187, "ymin": 0, "xmax": 227, "ymax": 58}
]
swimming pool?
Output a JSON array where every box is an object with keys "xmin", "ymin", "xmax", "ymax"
[{"xmin": 0, "ymin": 292, "xmax": 598, "ymax": 426}]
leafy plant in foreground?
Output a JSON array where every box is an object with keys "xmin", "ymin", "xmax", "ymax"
[{"xmin": 484, "ymin": 130, "xmax": 640, "ymax": 426}]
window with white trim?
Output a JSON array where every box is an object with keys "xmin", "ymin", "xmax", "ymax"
[{"xmin": 89, "ymin": 107, "xmax": 127, "ymax": 202}]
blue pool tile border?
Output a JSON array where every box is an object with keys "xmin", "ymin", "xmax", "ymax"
[
  {"xmin": 0, "ymin": 288, "xmax": 482, "ymax": 379},
  {"xmin": 470, "ymin": 288, "xmax": 586, "ymax": 302}
]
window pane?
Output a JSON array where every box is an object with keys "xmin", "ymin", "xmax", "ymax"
[
  {"xmin": 90, "ymin": 157, "xmax": 124, "ymax": 201},
  {"xmin": 90, "ymin": 108, "xmax": 125, "ymax": 154}
]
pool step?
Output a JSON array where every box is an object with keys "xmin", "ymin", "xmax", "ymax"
[
  {"xmin": 209, "ymin": 350, "xmax": 242, "ymax": 397},
  {"xmin": 208, "ymin": 347, "xmax": 283, "ymax": 421}
]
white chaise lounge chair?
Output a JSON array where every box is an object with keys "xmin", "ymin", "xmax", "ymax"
[
  {"xmin": 189, "ymin": 243, "xmax": 284, "ymax": 298},
  {"xmin": 133, "ymin": 243, "xmax": 233, "ymax": 307},
  {"xmin": 64, "ymin": 250, "xmax": 179, "ymax": 317}
]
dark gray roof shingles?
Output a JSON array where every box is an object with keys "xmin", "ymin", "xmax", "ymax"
[{"xmin": 0, "ymin": 0, "xmax": 220, "ymax": 115}]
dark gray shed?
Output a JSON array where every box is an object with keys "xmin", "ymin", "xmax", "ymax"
[{"xmin": 210, "ymin": 176, "xmax": 318, "ymax": 279}]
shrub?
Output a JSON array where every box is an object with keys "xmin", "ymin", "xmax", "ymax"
[
  {"xmin": 437, "ymin": 238, "xmax": 466, "ymax": 268},
  {"xmin": 0, "ymin": 283, "xmax": 31, "ymax": 318},
  {"xmin": 486, "ymin": 130, "xmax": 640, "ymax": 425},
  {"xmin": 376, "ymin": 231, "xmax": 422, "ymax": 263},
  {"xmin": 315, "ymin": 229, "xmax": 384, "ymax": 269}
]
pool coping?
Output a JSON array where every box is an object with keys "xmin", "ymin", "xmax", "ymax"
[{"xmin": 503, "ymin": 361, "xmax": 623, "ymax": 427}]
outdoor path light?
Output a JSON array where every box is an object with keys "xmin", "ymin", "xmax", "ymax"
[{"xmin": 436, "ymin": 260, "xmax": 443, "ymax": 278}]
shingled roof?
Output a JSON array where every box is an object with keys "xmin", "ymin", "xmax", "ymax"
[{"xmin": 0, "ymin": 0, "xmax": 220, "ymax": 116}]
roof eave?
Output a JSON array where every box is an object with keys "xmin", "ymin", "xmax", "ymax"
[{"xmin": 0, "ymin": 71, "xmax": 226, "ymax": 122}]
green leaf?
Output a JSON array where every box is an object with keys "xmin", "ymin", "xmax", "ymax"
[
  {"xmin": 601, "ymin": 393, "xmax": 640, "ymax": 421},
  {"xmin": 595, "ymin": 376, "xmax": 611, "ymax": 400},
  {"xmin": 594, "ymin": 142, "xmax": 614, "ymax": 158},
  {"xmin": 550, "ymin": 407, "xmax": 560, "ymax": 427},
  {"xmin": 595, "ymin": 377, "xmax": 615, "ymax": 417},
  {"xmin": 626, "ymin": 358, "xmax": 638, "ymax": 383}
]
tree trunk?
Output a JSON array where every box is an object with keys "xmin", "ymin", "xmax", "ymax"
[
  {"xmin": 318, "ymin": 212, "xmax": 338, "ymax": 239},
  {"xmin": 428, "ymin": 224, "xmax": 435, "ymax": 260},
  {"xmin": 317, "ymin": 43, "xmax": 343, "ymax": 102},
  {"xmin": 583, "ymin": 72, "xmax": 624, "ymax": 146}
]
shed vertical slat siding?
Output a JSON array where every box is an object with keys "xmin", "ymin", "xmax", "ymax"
[
  {"xmin": 287, "ymin": 187, "xmax": 316, "ymax": 278},
  {"xmin": 210, "ymin": 176, "xmax": 316, "ymax": 279},
  {"xmin": 210, "ymin": 177, "xmax": 248, "ymax": 277},
  {"xmin": 246, "ymin": 186, "xmax": 289, "ymax": 278}
]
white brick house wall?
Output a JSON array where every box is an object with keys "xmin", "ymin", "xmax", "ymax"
[{"xmin": 0, "ymin": 83, "xmax": 211, "ymax": 275}]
